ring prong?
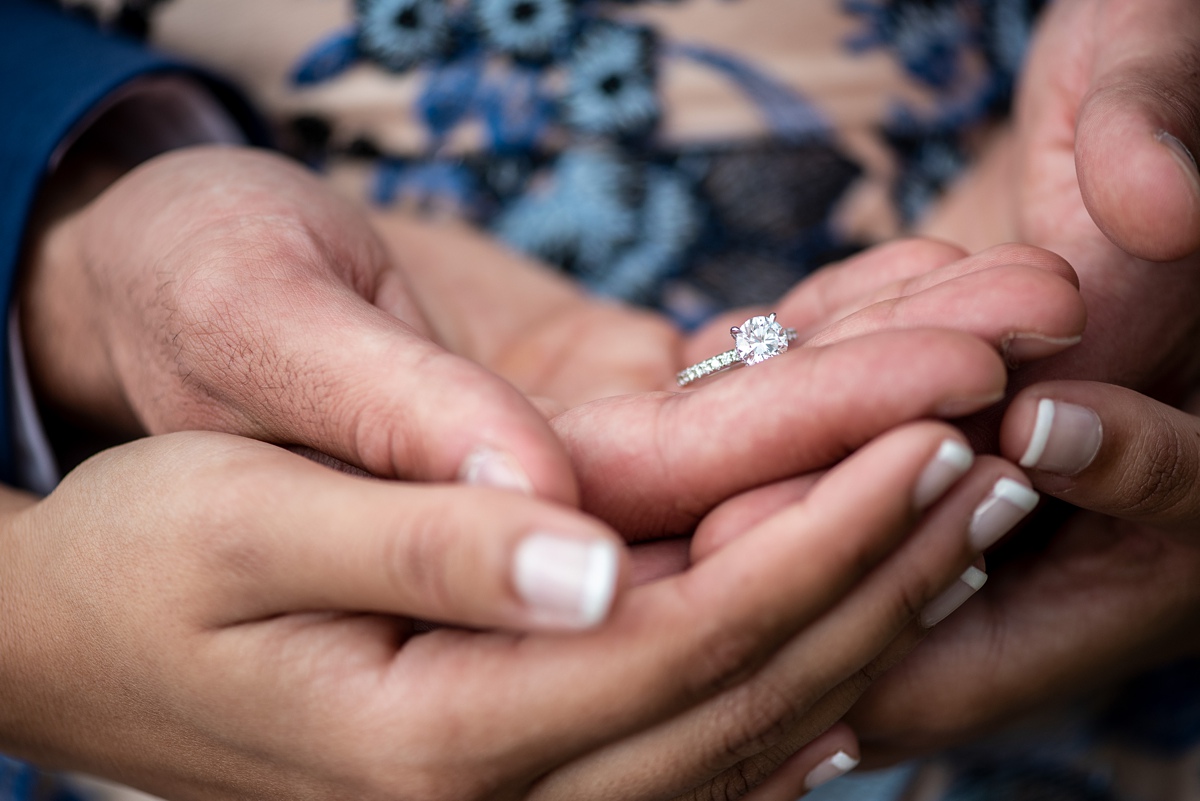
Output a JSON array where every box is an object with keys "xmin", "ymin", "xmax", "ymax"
[
  {"xmin": 730, "ymin": 326, "xmax": 740, "ymax": 338},
  {"xmin": 768, "ymin": 312, "xmax": 777, "ymax": 322}
]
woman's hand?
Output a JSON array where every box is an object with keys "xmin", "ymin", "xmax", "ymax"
[
  {"xmin": 845, "ymin": 380, "xmax": 1200, "ymax": 765},
  {"xmin": 0, "ymin": 416, "xmax": 1017, "ymax": 801}
]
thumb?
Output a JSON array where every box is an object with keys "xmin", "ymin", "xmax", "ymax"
[
  {"xmin": 1075, "ymin": 0, "xmax": 1200, "ymax": 262},
  {"xmin": 1001, "ymin": 380, "xmax": 1200, "ymax": 527},
  {"xmin": 211, "ymin": 441, "xmax": 626, "ymax": 632},
  {"xmin": 205, "ymin": 284, "xmax": 581, "ymax": 504}
]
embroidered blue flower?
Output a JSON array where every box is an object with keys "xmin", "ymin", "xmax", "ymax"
[
  {"xmin": 356, "ymin": 0, "xmax": 450, "ymax": 72},
  {"xmin": 844, "ymin": 0, "xmax": 971, "ymax": 90},
  {"xmin": 589, "ymin": 166, "xmax": 698, "ymax": 300},
  {"xmin": 493, "ymin": 147, "xmax": 642, "ymax": 274},
  {"xmin": 888, "ymin": 134, "xmax": 964, "ymax": 222},
  {"xmin": 491, "ymin": 148, "xmax": 699, "ymax": 301},
  {"xmin": 473, "ymin": 0, "xmax": 574, "ymax": 61},
  {"xmin": 562, "ymin": 21, "xmax": 659, "ymax": 137},
  {"xmin": 981, "ymin": 0, "xmax": 1040, "ymax": 79}
]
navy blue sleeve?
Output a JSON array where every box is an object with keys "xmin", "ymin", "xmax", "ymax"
[{"xmin": 0, "ymin": 0, "xmax": 266, "ymax": 484}]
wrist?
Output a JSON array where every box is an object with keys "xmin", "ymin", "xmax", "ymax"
[{"xmin": 19, "ymin": 196, "xmax": 140, "ymax": 444}]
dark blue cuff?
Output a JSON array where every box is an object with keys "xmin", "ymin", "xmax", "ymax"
[{"xmin": 0, "ymin": 0, "xmax": 267, "ymax": 485}]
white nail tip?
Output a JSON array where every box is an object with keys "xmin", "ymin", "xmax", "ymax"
[
  {"xmin": 803, "ymin": 750, "xmax": 860, "ymax": 791},
  {"xmin": 914, "ymin": 439, "xmax": 975, "ymax": 510},
  {"xmin": 578, "ymin": 541, "xmax": 619, "ymax": 627},
  {"xmin": 514, "ymin": 534, "xmax": 618, "ymax": 629},
  {"xmin": 937, "ymin": 439, "xmax": 975, "ymax": 471},
  {"xmin": 919, "ymin": 567, "xmax": 989, "ymax": 627},
  {"xmin": 992, "ymin": 477, "xmax": 1039, "ymax": 511},
  {"xmin": 969, "ymin": 478, "xmax": 1038, "ymax": 551},
  {"xmin": 960, "ymin": 565, "xmax": 988, "ymax": 591},
  {"xmin": 1019, "ymin": 398, "xmax": 1055, "ymax": 468}
]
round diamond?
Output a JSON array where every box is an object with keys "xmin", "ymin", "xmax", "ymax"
[{"xmin": 733, "ymin": 315, "xmax": 788, "ymax": 366}]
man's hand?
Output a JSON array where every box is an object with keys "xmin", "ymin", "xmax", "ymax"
[
  {"xmin": 790, "ymin": 0, "xmax": 1200, "ymax": 764},
  {"xmin": 921, "ymin": 0, "xmax": 1200, "ymax": 397},
  {"xmin": 21, "ymin": 147, "xmax": 575, "ymax": 498}
]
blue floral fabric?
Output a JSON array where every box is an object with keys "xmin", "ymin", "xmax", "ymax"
[
  {"xmin": 8, "ymin": 1, "xmax": 1199, "ymax": 799},
  {"xmin": 272, "ymin": 0, "xmax": 1049, "ymax": 327}
]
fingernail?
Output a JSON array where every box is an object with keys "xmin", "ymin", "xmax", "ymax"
[
  {"xmin": 1001, "ymin": 334, "xmax": 1082, "ymax": 366},
  {"xmin": 1157, "ymin": 130, "xmax": 1200, "ymax": 193},
  {"xmin": 969, "ymin": 477, "xmax": 1038, "ymax": 550},
  {"xmin": 935, "ymin": 390, "xmax": 1006, "ymax": 419},
  {"xmin": 920, "ymin": 566, "xmax": 988, "ymax": 627},
  {"xmin": 459, "ymin": 447, "xmax": 533, "ymax": 494},
  {"xmin": 914, "ymin": 439, "xmax": 975, "ymax": 510},
  {"xmin": 803, "ymin": 750, "xmax": 860, "ymax": 791},
  {"xmin": 1019, "ymin": 398, "xmax": 1103, "ymax": 476},
  {"xmin": 514, "ymin": 533, "xmax": 618, "ymax": 629}
]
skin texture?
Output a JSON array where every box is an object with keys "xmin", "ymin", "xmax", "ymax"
[
  {"xmin": 29, "ymin": 0, "xmax": 1198, "ymax": 786},
  {"xmin": 8, "ymin": 149, "xmax": 1090, "ymax": 797},
  {"xmin": 813, "ymin": 0, "xmax": 1200, "ymax": 765},
  {"xmin": 22, "ymin": 147, "xmax": 1087, "ymax": 540},
  {"xmin": 1, "ymin": 421, "xmax": 1014, "ymax": 801}
]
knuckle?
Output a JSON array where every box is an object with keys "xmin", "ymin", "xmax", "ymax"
[
  {"xmin": 682, "ymin": 621, "xmax": 770, "ymax": 700},
  {"xmin": 382, "ymin": 499, "xmax": 460, "ymax": 614},
  {"xmin": 714, "ymin": 680, "xmax": 803, "ymax": 764},
  {"xmin": 694, "ymin": 762, "xmax": 756, "ymax": 801},
  {"xmin": 890, "ymin": 571, "xmax": 932, "ymax": 628}
]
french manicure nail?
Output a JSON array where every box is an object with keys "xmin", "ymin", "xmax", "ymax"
[
  {"xmin": 514, "ymin": 533, "xmax": 618, "ymax": 628},
  {"xmin": 920, "ymin": 566, "xmax": 988, "ymax": 627},
  {"xmin": 1019, "ymin": 398, "xmax": 1103, "ymax": 476},
  {"xmin": 970, "ymin": 477, "xmax": 1038, "ymax": 550},
  {"xmin": 914, "ymin": 439, "xmax": 975, "ymax": 510},
  {"xmin": 458, "ymin": 447, "xmax": 533, "ymax": 494},
  {"xmin": 803, "ymin": 750, "xmax": 860, "ymax": 792},
  {"xmin": 1157, "ymin": 130, "xmax": 1200, "ymax": 191},
  {"xmin": 1002, "ymin": 334, "xmax": 1082, "ymax": 366}
]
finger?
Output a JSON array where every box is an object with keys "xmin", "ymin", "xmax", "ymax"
[
  {"xmin": 691, "ymin": 472, "xmax": 824, "ymax": 559},
  {"xmin": 684, "ymin": 239, "xmax": 968, "ymax": 360},
  {"xmin": 803, "ymin": 262, "xmax": 1087, "ymax": 367},
  {"xmin": 1075, "ymin": 0, "xmax": 1200, "ymax": 261},
  {"xmin": 682, "ymin": 243, "xmax": 1078, "ymax": 365},
  {"xmin": 555, "ymin": 329, "xmax": 1008, "ymax": 539},
  {"xmin": 232, "ymin": 287, "xmax": 581, "ymax": 501},
  {"xmin": 848, "ymin": 508, "xmax": 1200, "ymax": 764},
  {"xmin": 184, "ymin": 439, "xmax": 625, "ymax": 632},
  {"xmin": 1001, "ymin": 380, "xmax": 1200, "ymax": 527},
  {"xmin": 85, "ymin": 150, "xmax": 579, "ymax": 501},
  {"xmin": 737, "ymin": 724, "xmax": 860, "ymax": 801},
  {"xmin": 530, "ymin": 430, "xmax": 1036, "ymax": 800},
  {"xmin": 627, "ymin": 538, "xmax": 692, "ymax": 586}
]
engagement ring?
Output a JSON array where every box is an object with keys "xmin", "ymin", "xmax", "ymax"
[{"xmin": 677, "ymin": 313, "xmax": 798, "ymax": 387}]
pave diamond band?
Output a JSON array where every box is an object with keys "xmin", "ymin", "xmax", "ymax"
[{"xmin": 677, "ymin": 313, "xmax": 798, "ymax": 387}]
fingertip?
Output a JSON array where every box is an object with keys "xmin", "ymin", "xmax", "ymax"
[
  {"xmin": 1001, "ymin": 390, "xmax": 1103, "ymax": 477},
  {"xmin": 739, "ymin": 723, "xmax": 861, "ymax": 800},
  {"xmin": 459, "ymin": 446, "xmax": 535, "ymax": 494},
  {"xmin": 1077, "ymin": 86, "xmax": 1200, "ymax": 262},
  {"xmin": 512, "ymin": 530, "xmax": 626, "ymax": 631}
]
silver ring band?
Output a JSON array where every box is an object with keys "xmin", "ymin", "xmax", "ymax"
[{"xmin": 677, "ymin": 314, "xmax": 798, "ymax": 387}]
